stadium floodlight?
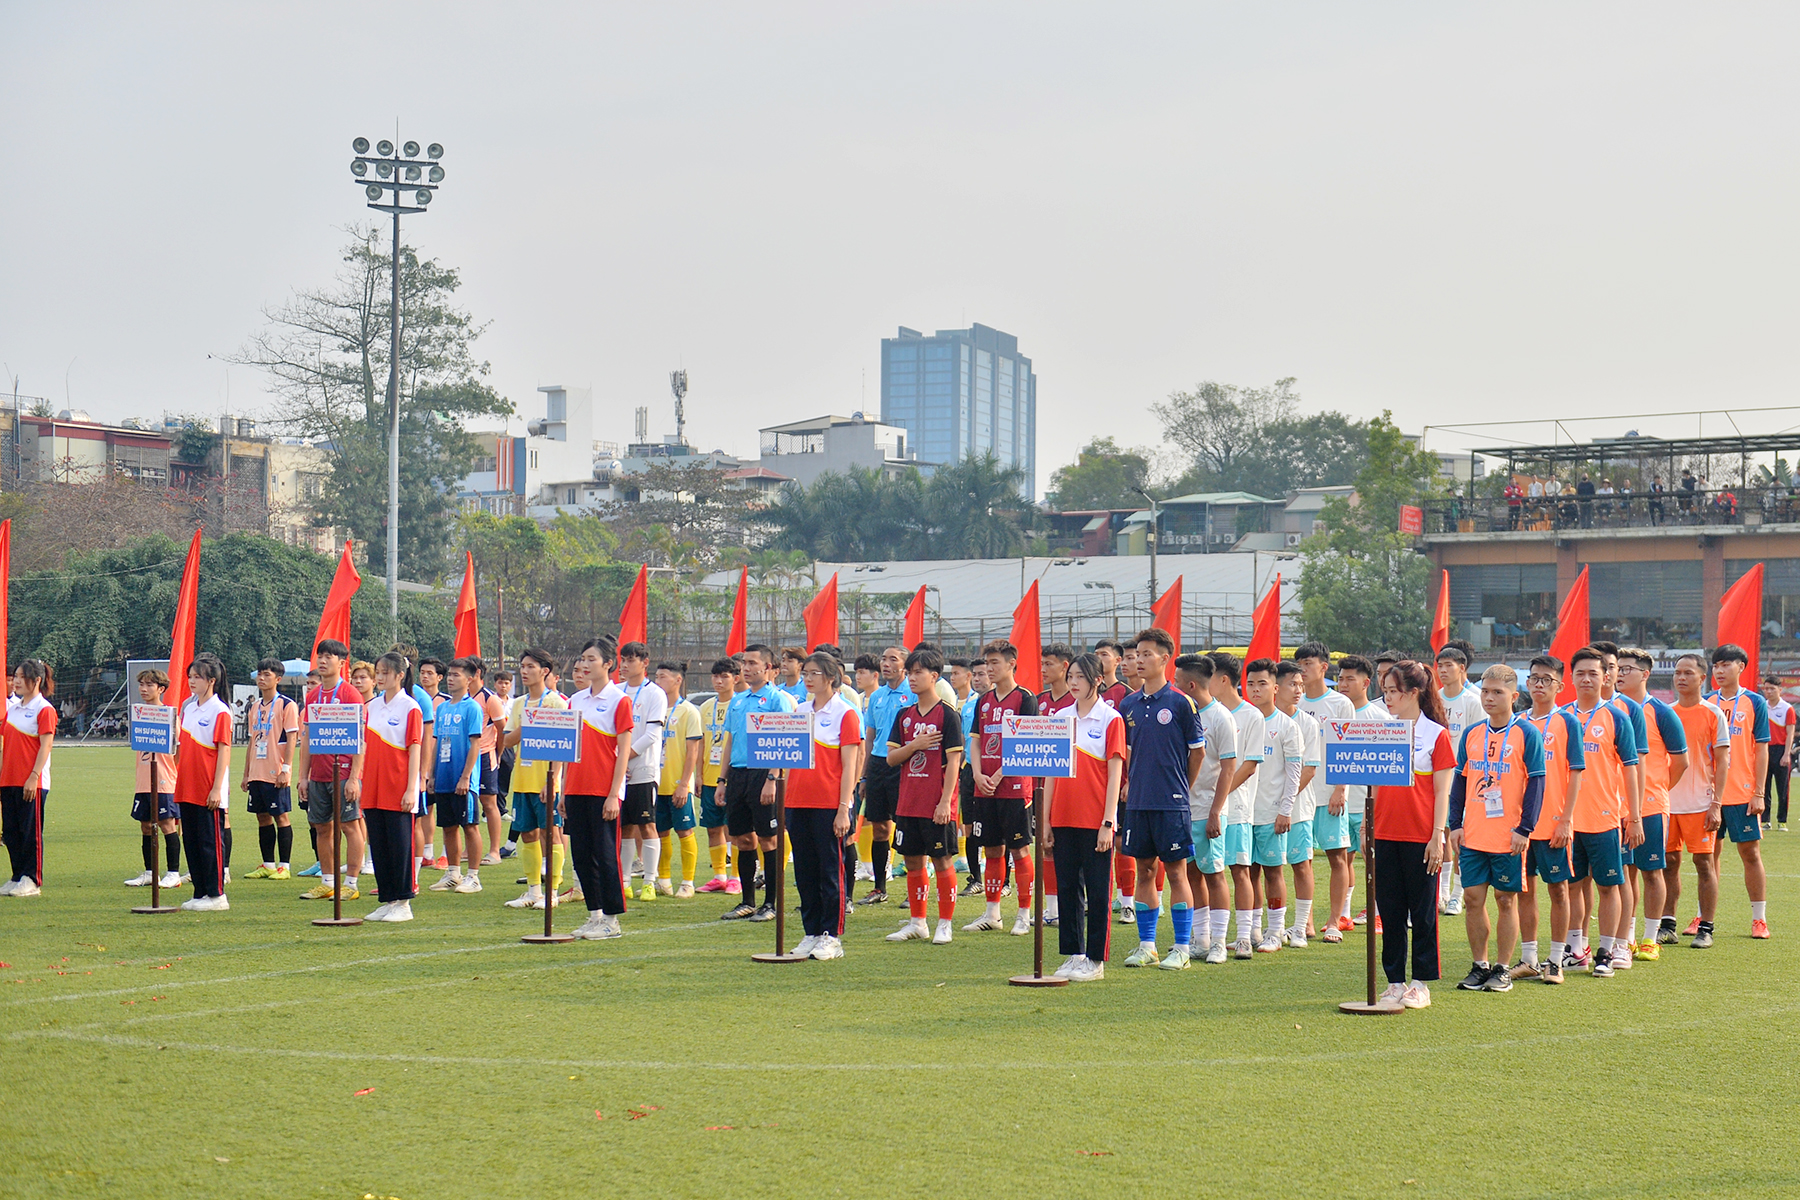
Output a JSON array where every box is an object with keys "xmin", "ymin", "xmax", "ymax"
[
  {"xmin": 427, "ymin": 143, "xmax": 443, "ymax": 159},
  {"xmin": 353, "ymin": 136, "xmax": 370, "ymax": 154},
  {"xmin": 402, "ymin": 140, "xmax": 420, "ymax": 157},
  {"xmin": 376, "ymin": 139, "xmax": 394, "ymax": 156}
]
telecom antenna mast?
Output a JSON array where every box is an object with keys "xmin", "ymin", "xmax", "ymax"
[{"xmin": 670, "ymin": 369, "xmax": 688, "ymax": 447}]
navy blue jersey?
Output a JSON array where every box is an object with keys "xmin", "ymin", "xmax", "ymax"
[{"xmin": 1118, "ymin": 683, "xmax": 1203, "ymax": 812}]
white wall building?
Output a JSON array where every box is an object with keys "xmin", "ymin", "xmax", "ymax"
[{"xmin": 757, "ymin": 413, "xmax": 928, "ymax": 490}]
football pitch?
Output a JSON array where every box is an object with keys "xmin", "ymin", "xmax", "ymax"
[{"xmin": 2, "ymin": 748, "xmax": 1796, "ymax": 1199}]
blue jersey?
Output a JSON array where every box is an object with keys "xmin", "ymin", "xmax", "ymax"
[
  {"xmin": 959, "ymin": 690, "xmax": 980, "ymax": 739},
  {"xmin": 724, "ymin": 683, "xmax": 795, "ymax": 768},
  {"xmin": 864, "ymin": 684, "xmax": 910, "ymax": 753},
  {"xmin": 432, "ymin": 694, "xmax": 484, "ymax": 793},
  {"xmin": 778, "ymin": 680, "xmax": 808, "ymax": 705},
  {"xmin": 1118, "ymin": 683, "xmax": 1203, "ymax": 812},
  {"xmin": 410, "ymin": 684, "xmax": 436, "ymax": 725}
]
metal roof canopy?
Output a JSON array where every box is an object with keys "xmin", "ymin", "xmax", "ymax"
[{"xmin": 1477, "ymin": 433, "xmax": 1800, "ymax": 465}]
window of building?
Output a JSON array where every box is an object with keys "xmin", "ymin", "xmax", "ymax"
[{"xmin": 1729, "ymin": 559, "xmax": 1800, "ymax": 648}]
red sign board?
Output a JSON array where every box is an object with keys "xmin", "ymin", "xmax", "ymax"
[{"xmin": 1398, "ymin": 504, "xmax": 1423, "ymax": 534}]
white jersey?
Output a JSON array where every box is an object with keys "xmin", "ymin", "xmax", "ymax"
[
  {"xmin": 1347, "ymin": 698, "xmax": 1390, "ymax": 814},
  {"xmin": 1188, "ymin": 698, "xmax": 1240, "ymax": 820},
  {"xmin": 1439, "ymin": 685, "xmax": 1484, "ymax": 748},
  {"xmin": 1287, "ymin": 708, "xmax": 1325, "ymax": 822},
  {"xmin": 1225, "ymin": 699, "xmax": 1266, "ymax": 826},
  {"xmin": 1297, "ymin": 688, "xmax": 1355, "ymax": 820},
  {"xmin": 622, "ymin": 678, "xmax": 668, "ymax": 785},
  {"xmin": 1252, "ymin": 707, "xmax": 1305, "ymax": 824},
  {"xmin": 1668, "ymin": 698, "xmax": 1730, "ymax": 815}
]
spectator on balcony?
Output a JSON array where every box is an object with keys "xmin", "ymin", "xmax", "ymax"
[
  {"xmin": 1648, "ymin": 477, "xmax": 1665, "ymax": 525},
  {"xmin": 1679, "ymin": 469, "xmax": 1698, "ymax": 513},
  {"xmin": 1576, "ymin": 475, "xmax": 1596, "ymax": 528},
  {"xmin": 1596, "ymin": 479, "xmax": 1615, "ymax": 524},
  {"xmin": 1558, "ymin": 485, "xmax": 1578, "ymax": 530},
  {"xmin": 1504, "ymin": 479, "xmax": 1524, "ymax": 530}
]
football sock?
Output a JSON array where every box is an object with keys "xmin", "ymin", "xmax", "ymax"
[
  {"xmin": 141, "ymin": 834, "xmax": 156, "ymax": 872},
  {"xmin": 259, "ymin": 824, "xmax": 277, "ymax": 866},
  {"xmin": 1521, "ymin": 940, "xmax": 1538, "ymax": 965},
  {"xmin": 908, "ymin": 868, "xmax": 929, "ymax": 919},
  {"xmin": 1135, "ymin": 901, "xmax": 1158, "ymax": 945},
  {"xmin": 1267, "ymin": 906, "xmax": 1286, "ymax": 939},
  {"xmin": 1343, "ymin": 884, "xmax": 1355, "ymax": 919},
  {"xmin": 871, "ymin": 840, "xmax": 891, "ymax": 891},
  {"xmin": 1550, "ymin": 940, "xmax": 1567, "ymax": 964},
  {"xmin": 521, "ymin": 839, "xmax": 543, "ymax": 889},
  {"xmin": 710, "ymin": 841, "xmax": 729, "ymax": 878},
  {"xmin": 639, "ymin": 838, "xmax": 661, "ymax": 886},
  {"xmin": 1040, "ymin": 855, "xmax": 1058, "ymax": 903},
  {"xmin": 763, "ymin": 849, "xmax": 781, "ymax": 896},
  {"xmin": 983, "ymin": 853, "xmax": 1005, "ymax": 902},
  {"xmin": 1294, "ymin": 898, "xmax": 1313, "ymax": 932},
  {"xmin": 677, "ymin": 832, "xmax": 697, "ymax": 884},
  {"xmin": 277, "ymin": 824, "xmax": 293, "ymax": 868},
  {"xmin": 1210, "ymin": 908, "xmax": 1230, "ymax": 944},
  {"xmin": 1153, "ymin": 860, "xmax": 1167, "ymax": 892},
  {"xmin": 1013, "ymin": 852, "xmax": 1035, "ymax": 914},
  {"xmin": 165, "ymin": 832, "xmax": 181, "ymax": 874},
  {"xmin": 1115, "ymin": 853, "xmax": 1136, "ymax": 899},
  {"xmin": 1752, "ymin": 901, "xmax": 1768, "ymax": 921},
  {"xmin": 1171, "ymin": 903, "xmax": 1193, "ymax": 947},
  {"xmin": 936, "ymin": 867, "xmax": 958, "ymax": 919},
  {"xmin": 658, "ymin": 834, "xmax": 676, "ymax": 881},
  {"xmin": 738, "ymin": 848, "xmax": 758, "ymax": 906},
  {"xmin": 422, "ymin": 841, "xmax": 434, "ymax": 861},
  {"xmin": 1235, "ymin": 908, "xmax": 1255, "ymax": 943},
  {"xmin": 1660, "ymin": 915, "xmax": 1677, "ymax": 931}
]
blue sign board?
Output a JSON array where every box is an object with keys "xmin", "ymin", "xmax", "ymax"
[
  {"xmin": 1000, "ymin": 713, "xmax": 1076, "ymax": 778},
  {"xmin": 519, "ymin": 708, "xmax": 581, "ymax": 764},
  {"xmin": 306, "ymin": 702, "xmax": 365, "ymax": 755},
  {"xmin": 1322, "ymin": 719, "xmax": 1412, "ymax": 786},
  {"xmin": 129, "ymin": 703, "xmax": 177, "ymax": 755},
  {"xmin": 745, "ymin": 712, "xmax": 812, "ymax": 770}
]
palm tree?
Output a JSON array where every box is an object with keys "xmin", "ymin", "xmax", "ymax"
[{"xmin": 924, "ymin": 453, "xmax": 1030, "ymax": 558}]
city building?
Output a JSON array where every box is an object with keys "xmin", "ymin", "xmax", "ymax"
[
  {"xmin": 756, "ymin": 413, "xmax": 923, "ymax": 490},
  {"xmin": 16, "ymin": 411, "xmax": 173, "ymax": 485},
  {"xmin": 881, "ymin": 323, "xmax": 1036, "ymax": 498}
]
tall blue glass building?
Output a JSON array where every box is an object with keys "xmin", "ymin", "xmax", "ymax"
[{"xmin": 881, "ymin": 323, "xmax": 1036, "ymax": 499}]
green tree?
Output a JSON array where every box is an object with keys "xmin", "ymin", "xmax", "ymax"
[
  {"xmin": 1297, "ymin": 412, "xmax": 1447, "ymax": 654},
  {"xmin": 602, "ymin": 462, "xmax": 750, "ymax": 562},
  {"xmin": 764, "ymin": 466, "xmax": 927, "ymax": 560},
  {"xmin": 1153, "ymin": 377, "xmax": 1297, "ymax": 486},
  {"xmin": 924, "ymin": 453, "xmax": 1031, "ymax": 558},
  {"xmin": 1045, "ymin": 437, "xmax": 1152, "ymax": 510},
  {"xmin": 460, "ymin": 511, "xmax": 550, "ymax": 655},
  {"xmin": 234, "ymin": 225, "xmax": 512, "ymax": 581}
]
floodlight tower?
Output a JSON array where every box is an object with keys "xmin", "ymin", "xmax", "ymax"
[{"xmin": 348, "ymin": 134, "xmax": 445, "ymax": 636}]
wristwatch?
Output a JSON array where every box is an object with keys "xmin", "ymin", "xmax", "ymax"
[{"xmin": 1101, "ymin": 819, "xmax": 1115, "ymax": 829}]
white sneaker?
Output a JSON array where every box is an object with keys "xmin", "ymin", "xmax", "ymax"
[
  {"xmin": 886, "ymin": 919, "xmax": 930, "ymax": 942},
  {"xmin": 1378, "ymin": 982, "xmax": 1406, "ymax": 1006},
  {"xmin": 1442, "ymin": 895, "xmax": 1463, "ymax": 916},
  {"xmin": 1233, "ymin": 937, "xmax": 1254, "ymax": 960},
  {"xmin": 187, "ymin": 894, "xmax": 228, "ymax": 911},
  {"xmin": 811, "ymin": 934, "xmax": 844, "ymax": 960},
  {"xmin": 10, "ymin": 879, "xmax": 41, "ymax": 898},
  {"xmin": 1613, "ymin": 945, "xmax": 1634, "ymax": 970},
  {"xmin": 1285, "ymin": 927, "xmax": 1308, "ymax": 949},
  {"xmin": 1204, "ymin": 941, "xmax": 1227, "ymax": 964},
  {"xmin": 855, "ymin": 862, "xmax": 875, "ymax": 882},
  {"xmin": 655, "ymin": 879, "xmax": 676, "ymax": 897},
  {"xmin": 1189, "ymin": 939, "xmax": 1207, "ymax": 962},
  {"xmin": 0, "ymin": 879, "xmax": 16, "ymax": 896},
  {"xmin": 125, "ymin": 870, "xmax": 154, "ymax": 887},
  {"xmin": 384, "ymin": 900, "xmax": 414, "ymax": 922},
  {"xmin": 455, "ymin": 874, "xmax": 483, "ymax": 894},
  {"xmin": 1068, "ymin": 958, "xmax": 1105, "ymax": 982},
  {"xmin": 429, "ymin": 873, "xmax": 459, "ymax": 891},
  {"xmin": 572, "ymin": 914, "xmax": 606, "ymax": 939},
  {"xmin": 963, "ymin": 914, "xmax": 1004, "ymax": 932},
  {"xmin": 1010, "ymin": 911, "xmax": 1033, "ymax": 936},
  {"xmin": 159, "ymin": 871, "xmax": 181, "ymax": 889},
  {"xmin": 596, "ymin": 914, "xmax": 623, "ymax": 939},
  {"xmin": 223, "ymin": 867, "xmax": 231, "ymax": 884},
  {"xmin": 1053, "ymin": 954, "xmax": 1082, "ymax": 978},
  {"xmin": 791, "ymin": 934, "xmax": 821, "ymax": 958},
  {"xmin": 933, "ymin": 919, "xmax": 954, "ymax": 945},
  {"xmin": 366, "ymin": 902, "xmax": 394, "ymax": 922},
  {"xmin": 505, "ymin": 889, "xmax": 542, "ymax": 909},
  {"xmin": 179, "ymin": 897, "xmax": 203, "ymax": 911},
  {"xmin": 1400, "ymin": 982, "xmax": 1431, "ymax": 1009},
  {"xmin": 1256, "ymin": 931, "xmax": 1282, "ymax": 954}
]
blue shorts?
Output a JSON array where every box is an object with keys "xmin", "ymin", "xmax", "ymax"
[
  {"xmin": 1348, "ymin": 812, "xmax": 1364, "ymax": 857},
  {"xmin": 1631, "ymin": 813, "xmax": 1667, "ymax": 871},
  {"xmin": 697, "ymin": 783, "xmax": 726, "ymax": 829},
  {"xmin": 478, "ymin": 759, "xmax": 498, "ymax": 797},
  {"xmin": 1571, "ymin": 828, "xmax": 1624, "ymax": 886},
  {"xmin": 1313, "ymin": 809, "xmax": 1349, "ymax": 850},
  {"xmin": 1285, "ymin": 819, "xmax": 1314, "ymax": 865},
  {"xmin": 1191, "ymin": 820, "xmax": 1225, "ymax": 874},
  {"xmin": 1121, "ymin": 808, "xmax": 1192, "ymax": 864},
  {"xmin": 434, "ymin": 790, "xmax": 481, "ymax": 829},
  {"xmin": 1722, "ymin": 803, "xmax": 1762, "ymax": 844},
  {"xmin": 1530, "ymin": 839, "xmax": 1572, "ymax": 883},
  {"xmin": 1224, "ymin": 822, "xmax": 1252, "ymax": 867},
  {"xmin": 1251, "ymin": 822, "xmax": 1287, "ymax": 867},
  {"xmin": 656, "ymin": 793, "xmax": 697, "ymax": 834},
  {"xmin": 1459, "ymin": 846, "xmax": 1524, "ymax": 893},
  {"xmin": 512, "ymin": 791, "xmax": 560, "ymax": 832},
  {"xmin": 244, "ymin": 780, "xmax": 291, "ymax": 815},
  {"xmin": 131, "ymin": 792, "xmax": 178, "ymax": 823}
]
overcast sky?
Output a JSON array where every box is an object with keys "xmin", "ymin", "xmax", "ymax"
[{"xmin": 4, "ymin": 3, "xmax": 1797, "ymax": 493}]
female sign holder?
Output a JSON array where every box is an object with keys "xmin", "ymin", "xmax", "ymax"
[{"xmin": 779, "ymin": 652, "xmax": 863, "ymax": 962}]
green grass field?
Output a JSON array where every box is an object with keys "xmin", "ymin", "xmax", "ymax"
[{"xmin": 2, "ymin": 747, "xmax": 1797, "ymax": 1199}]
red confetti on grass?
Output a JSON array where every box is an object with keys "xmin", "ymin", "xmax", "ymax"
[
  {"xmin": 0, "ymin": 962, "xmax": 10, "ymax": 969},
  {"xmin": 1080, "ymin": 1151, "xmax": 1113, "ymax": 1157},
  {"xmin": 353, "ymin": 1088, "xmax": 375, "ymax": 1097},
  {"xmin": 704, "ymin": 1126, "xmax": 735, "ymax": 1131},
  {"xmin": 150, "ymin": 996, "xmax": 165, "ymax": 1001},
  {"xmin": 594, "ymin": 1111, "xmax": 607, "ymax": 1122},
  {"xmin": 120, "ymin": 1000, "xmax": 136, "ymax": 1006},
  {"xmin": 644, "ymin": 1105, "xmax": 663, "ymax": 1111},
  {"xmin": 626, "ymin": 1109, "xmax": 648, "ymax": 1120}
]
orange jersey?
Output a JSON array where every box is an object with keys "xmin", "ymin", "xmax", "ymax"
[
  {"xmin": 565, "ymin": 683, "xmax": 634, "ymax": 796},
  {"xmin": 788, "ymin": 695, "xmax": 863, "ymax": 810},
  {"xmin": 1564, "ymin": 701, "xmax": 1638, "ymax": 833},
  {"xmin": 1632, "ymin": 696, "xmax": 1688, "ymax": 818},
  {"xmin": 1052, "ymin": 702, "xmax": 1127, "ymax": 829},
  {"xmin": 1708, "ymin": 688, "xmax": 1770, "ymax": 808},
  {"xmin": 1523, "ymin": 709, "xmax": 1584, "ymax": 838},
  {"xmin": 1454, "ymin": 718, "xmax": 1545, "ymax": 853},
  {"xmin": 1668, "ymin": 700, "xmax": 1731, "ymax": 815},
  {"xmin": 173, "ymin": 696, "xmax": 232, "ymax": 807},
  {"xmin": 134, "ymin": 750, "xmax": 178, "ymax": 795},
  {"xmin": 475, "ymin": 687, "xmax": 506, "ymax": 761},
  {"xmin": 1, "ymin": 696, "xmax": 57, "ymax": 789},
  {"xmin": 361, "ymin": 690, "xmax": 424, "ymax": 811},
  {"xmin": 243, "ymin": 694, "xmax": 300, "ymax": 785}
]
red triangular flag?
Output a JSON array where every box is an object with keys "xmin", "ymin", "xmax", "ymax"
[
  {"xmin": 1719, "ymin": 563, "xmax": 1764, "ymax": 689},
  {"xmin": 167, "ymin": 530, "xmax": 203, "ymax": 711},
  {"xmin": 1150, "ymin": 576, "xmax": 1183, "ymax": 656},
  {"xmin": 1244, "ymin": 573, "xmax": 1282, "ymax": 666},
  {"xmin": 453, "ymin": 551, "xmax": 481, "ymax": 658},
  {"xmin": 802, "ymin": 573, "xmax": 839, "ymax": 650},
  {"xmin": 1430, "ymin": 568, "xmax": 1451, "ymax": 656},
  {"xmin": 1546, "ymin": 565, "xmax": 1590, "ymax": 705},
  {"xmin": 311, "ymin": 541, "xmax": 361, "ymax": 669},
  {"xmin": 902, "ymin": 585, "xmax": 927, "ymax": 651},
  {"xmin": 725, "ymin": 567, "xmax": 748, "ymax": 657},
  {"xmin": 618, "ymin": 565, "xmax": 648, "ymax": 649},
  {"xmin": 0, "ymin": 519, "xmax": 10, "ymax": 684},
  {"xmin": 1011, "ymin": 581, "xmax": 1042, "ymax": 695}
]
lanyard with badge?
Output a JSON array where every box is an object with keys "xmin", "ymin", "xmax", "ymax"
[
  {"xmin": 1475, "ymin": 717, "xmax": 1519, "ymax": 820},
  {"xmin": 254, "ymin": 698, "xmax": 274, "ymax": 760}
]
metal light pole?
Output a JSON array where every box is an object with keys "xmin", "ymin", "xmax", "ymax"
[
  {"xmin": 350, "ymin": 134, "xmax": 445, "ymax": 638},
  {"xmin": 1135, "ymin": 488, "xmax": 1161, "ymax": 609},
  {"xmin": 1085, "ymin": 579, "xmax": 1117, "ymax": 644}
]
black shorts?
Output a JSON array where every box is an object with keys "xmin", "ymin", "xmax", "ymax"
[
  {"xmin": 621, "ymin": 781, "xmax": 658, "ymax": 827},
  {"xmin": 724, "ymin": 769, "xmax": 776, "ymax": 838},
  {"xmin": 245, "ymin": 780, "xmax": 291, "ymax": 815},
  {"xmin": 478, "ymin": 758, "xmax": 498, "ymax": 797},
  {"xmin": 965, "ymin": 789, "xmax": 1032, "ymax": 850},
  {"xmin": 894, "ymin": 814, "xmax": 957, "ymax": 860},
  {"xmin": 434, "ymin": 790, "xmax": 480, "ymax": 829},
  {"xmin": 497, "ymin": 748, "xmax": 516, "ymax": 798},
  {"xmin": 958, "ymin": 762, "xmax": 975, "ymax": 816},
  {"xmin": 862, "ymin": 760, "xmax": 899, "ymax": 825}
]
